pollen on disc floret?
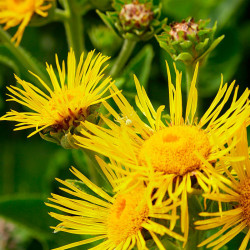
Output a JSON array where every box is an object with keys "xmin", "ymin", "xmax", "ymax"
[
  {"xmin": 138, "ymin": 125, "xmax": 211, "ymax": 175},
  {"xmin": 239, "ymin": 178, "xmax": 250, "ymax": 226},
  {"xmin": 107, "ymin": 186, "xmax": 149, "ymax": 245}
]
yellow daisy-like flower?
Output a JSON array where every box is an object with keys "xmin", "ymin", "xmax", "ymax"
[
  {"xmin": 195, "ymin": 125, "xmax": 250, "ymax": 250},
  {"xmin": 0, "ymin": 49, "xmax": 113, "ymax": 138},
  {"xmin": 46, "ymin": 158, "xmax": 184, "ymax": 250},
  {"xmin": 74, "ymin": 63, "xmax": 250, "ymax": 242},
  {"xmin": 0, "ymin": 0, "xmax": 52, "ymax": 46}
]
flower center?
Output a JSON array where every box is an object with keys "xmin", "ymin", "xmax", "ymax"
[
  {"xmin": 138, "ymin": 125, "xmax": 211, "ymax": 175},
  {"xmin": 119, "ymin": 0, "xmax": 153, "ymax": 30},
  {"xmin": 239, "ymin": 178, "xmax": 250, "ymax": 226},
  {"xmin": 170, "ymin": 19, "xmax": 198, "ymax": 41},
  {"xmin": 46, "ymin": 90, "xmax": 89, "ymax": 131},
  {"xmin": 107, "ymin": 187, "xmax": 149, "ymax": 245}
]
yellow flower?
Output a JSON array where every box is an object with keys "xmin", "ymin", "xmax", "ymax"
[
  {"xmin": 74, "ymin": 63, "xmax": 250, "ymax": 243},
  {"xmin": 195, "ymin": 124, "xmax": 250, "ymax": 250},
  {"xmin": 0, "ymin": 49, "xmax": 113, "ymax": 138},
  {"xmin": 46, "ymin": 158, "xmax": 184, "ymax": 250},
  {"xmin": 0, "ymin": 0, "xmax": 52, "ymax": 46}
]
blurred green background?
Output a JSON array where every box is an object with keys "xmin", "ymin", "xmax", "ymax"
[{"xmin": 0, "ymin": 0, "xmax": 249, "ymax": 249}]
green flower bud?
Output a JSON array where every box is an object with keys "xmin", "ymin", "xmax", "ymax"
[
  {"xmin": 88, "ymin": 25, "xmax": 122, "ymax": 55},
  {"xmin": 97, "ymin": 0, "xmax": 167, "ymax": 41},
  {"xmin": 156, "ymin": 17, "xmax": 224, "ymax": 65},
  {"xmin": 119, "ymin": 1, "xmax": 154, "ymax": 31}
]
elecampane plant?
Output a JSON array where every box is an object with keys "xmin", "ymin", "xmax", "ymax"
[{"xmin": 0, "ymin": 0, "xmax": 249, "ymax": 250}]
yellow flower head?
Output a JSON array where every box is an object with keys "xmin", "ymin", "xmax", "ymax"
[
  {"xmin": 46, "ymin": 158, "xmax": 184, "ymax": 250},
  {"xmin": 195, "ymin": 124, "xmax": 250, "ymax": 250},
  {"xmin": 0, "ymin": 0, "xmax": 52, "ymax": 46},
  {"xmin": 0, "ymin": 49, "xmax": 113, "ymax": 138},
  {"xmin": 74, "ymin": 62, "xmax": 250, "ymax": 242}
]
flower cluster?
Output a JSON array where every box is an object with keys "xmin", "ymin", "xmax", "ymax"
[
  {"xmin": 0, "ymin": 0, "xmax": 249, "ymax": 249},
  {"xmin": 2, "ymin": 48, "xmax": 249, "ymax": 249}
]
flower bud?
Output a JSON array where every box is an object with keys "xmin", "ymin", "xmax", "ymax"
[
  {"xmin": 156, "ymin": 17, "xmax": 224, "ymax": 65},
  {"xmin": 88, "ymin": 25, "xmax": 122, "ymax": 55},
  {"xmin": 119, "ymin": 1, "xmax": 154, "ymax": 31},
  {"xmin": 97, "ymin": 0, "xmax": 166, "ymax": 41}
]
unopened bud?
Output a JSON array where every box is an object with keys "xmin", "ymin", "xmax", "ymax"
[
  {"xmin": 156, "ymin": 17, "xmax": 224, "ymax": 65},
  {"xmin": 97, "ymin": 0, "xmax": 167, "ymax": 41},
  {"xmin": 119, "ymin": 1, "xmax": 154, "ymax": 31}
]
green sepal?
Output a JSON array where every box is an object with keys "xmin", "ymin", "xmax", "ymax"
[
  {"xmin": 39, "ymin": 131, "xmax": 62, "ymax": 145},
  {"xmin": 60, "ymin": 131, "xmax": 78, "ymax": 149},
  {"xmin": 195, "ymin": 35, "xmax": 225, "ymax": 63},
  {"xmin": 174, "ymin": 52, "xmax": 193, "ymax": 64},
  {"xmin": 179, "ymin": 40, "xmax": 193, "ymax": 49},
  {"xmin": 97, "ymin": 10, "xmax": 120, "ymax": 36},
  {"xmin": 195, "ymin": 38, "xmax": 209, "ymax": 51}
]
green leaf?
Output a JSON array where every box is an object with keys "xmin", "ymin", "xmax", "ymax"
[
  {"xmin": 0, "ymin": 195, "xmax": 53, "ymax": 239},
  {"xmin": 0, "ymin": 195, "xmax": 95, "ymax": 250},
  {"xmin": 0, "ymin": 46, "xmax": 20, "ymax": 75}
]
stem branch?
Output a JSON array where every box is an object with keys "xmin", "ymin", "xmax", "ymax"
[
  {"xmin": 110, "ymin": 39, "xmax": 136, "ymax": 77},
  {"xmin": 62, "ymin": 0, "xmax": 85, "ymax": 60}
]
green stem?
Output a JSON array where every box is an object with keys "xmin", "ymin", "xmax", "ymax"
[
  {"xmin": 82, "ymin": 148, "xmax": 111, "ymax": 189},
  {"xmin": 185, "ymin": 64, "xmax": 200, "ymax": 119},
  {"xmin": 185, "ymin": 65, "xmax": 194, "ymax": 98},
  {"xmin": 0, "ymin": 27, "xmax": 50, "ymax": 83},
  {"xmin": 53, "ymin": 8, "xmax": 68, "ymax": 22},
  {"xmin": 62, "ymin": 0, "xmax": 85, "ymax": 60},
  {"xmin": 110, "ymin": 39, "xmax": 136, "ymax": 78}
]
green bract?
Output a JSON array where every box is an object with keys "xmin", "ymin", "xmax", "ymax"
[
  {"xmin": 156, "ymin": 17, "xmax": 224, "ymax": 65},
  {"xmin": 97, "ymin": 0, "xmax": 167, "ymax": 41},
  {"xmin": 39, "ymin": 103, "xmax": 102, "ymax": 149}
]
